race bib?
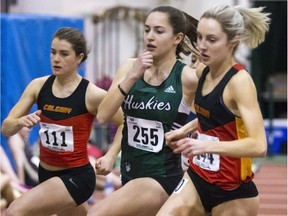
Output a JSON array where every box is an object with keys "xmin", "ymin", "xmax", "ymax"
[
  {"xmin": 192, "ymin": 133, "xmax": 220, "ymax": 171},
  {"xmin": 127, "ymin": 116, "xmax": 164, "ymax": 153},
  {"xmin": 39, "ymin": 122, "xmax": 74, "ymax": 152}
]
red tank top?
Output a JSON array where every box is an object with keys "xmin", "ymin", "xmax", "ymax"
[
  {"xmin": 191, "ymin": 64, "xmax": 253, "ymax": 190},
  {"xmin": 37, "ymin": 75, "xmax": 95, "ymax": 167}
]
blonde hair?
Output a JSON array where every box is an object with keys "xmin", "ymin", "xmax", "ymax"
[{"xmin": 201, "ymin": 4, "xmax": 271, "ymax": 49}]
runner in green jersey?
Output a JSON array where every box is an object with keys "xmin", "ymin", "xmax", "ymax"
[{"xmin": 88, "ymin": 6, "xmax": 199, "ymax": 216}]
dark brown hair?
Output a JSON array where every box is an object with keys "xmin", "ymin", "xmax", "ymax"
[
  {"xmin": 53, "ymin": 27, "xmax": 89, "ymax": 63},
  {"xmin": 149, "ymin": 6, "xmax": 198, "ymax": 59}
]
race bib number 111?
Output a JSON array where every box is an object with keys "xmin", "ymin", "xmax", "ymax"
[{"xmin": 39, "ymin": 122, "xmax": 74, "ymax": 152}]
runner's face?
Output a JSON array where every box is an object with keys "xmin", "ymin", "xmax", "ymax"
[
  {"xmin": 197, "ymin": 18, "xmax": 233, "ymax": 67},
  {"xmin": 50, "ymin": 38, "xmax": 81, "ymax": 75},
  {"xmin": 144, "ymin": 12, "xmax": 179, "ymax": 58}
]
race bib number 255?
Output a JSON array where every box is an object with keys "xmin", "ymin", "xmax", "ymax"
[{"xmin": 127, "ymin": 116, "xmax": 164, "ymax": 153}]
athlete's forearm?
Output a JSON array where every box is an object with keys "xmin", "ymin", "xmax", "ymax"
[
  {"xmin": 183, "ymin": 118, "xmax": 198, "ymax": 136},
  {"xmin": 106, "ymin": 124, "xmax": 123, "ymax": 160},
  {"xmin": 2, "ymin": 118, "xmax": 24, "ymax": 137}
]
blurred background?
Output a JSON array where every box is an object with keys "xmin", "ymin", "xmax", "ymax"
[{"xmin": 1, "ymin": 0, "xmax": 287, "ymax": 214}]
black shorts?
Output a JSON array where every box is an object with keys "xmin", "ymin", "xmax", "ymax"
[
  {"xmin": 187, "ymin": 168, "xmax": 258, "ymax": 213},
  {"xmin": 122, "ymin": 174, "xmax": 183, "ymax": 195},
  {"xmin": 38, "ymin": 163, "xmax": 96, "ymax": 205}
]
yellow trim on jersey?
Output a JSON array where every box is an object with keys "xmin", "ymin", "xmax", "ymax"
[{"xmin": 236, "ymin": 117, "xmax": 253, "ymax": 180}]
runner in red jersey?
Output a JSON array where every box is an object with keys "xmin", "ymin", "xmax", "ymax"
[
  {"xmin": 2, "ymin": 27, "xmax": 123, "ymax": 216},
  {"xmin": 157, "ymin": 4, "xmax": 270, "ymax": 216}
]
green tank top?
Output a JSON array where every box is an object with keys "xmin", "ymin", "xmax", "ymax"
[{"xmin": 121, "ymin": 60, "xmax": 190, "ymax": 179}]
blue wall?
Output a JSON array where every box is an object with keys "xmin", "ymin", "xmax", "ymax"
[{"xmin": 1, "ymin": 14, "xmax": 84, "ymax": 167}]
